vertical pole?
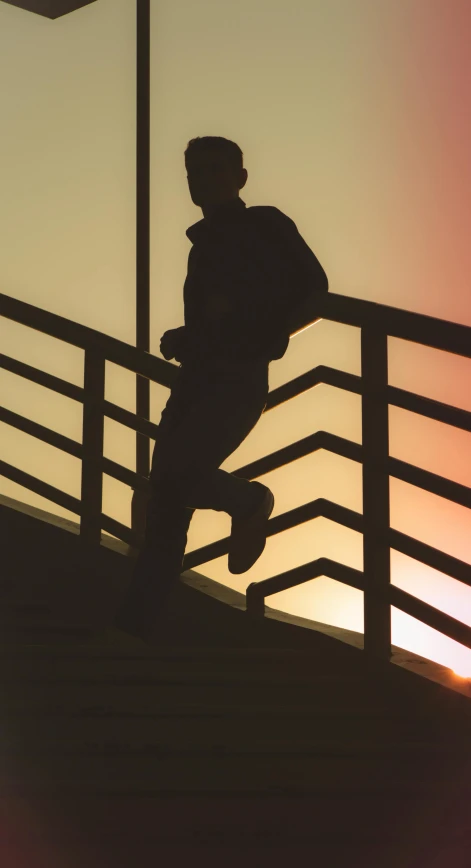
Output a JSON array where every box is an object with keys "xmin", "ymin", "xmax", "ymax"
[
  {"xmin": 132, "ymin": 0, "xmax": 151, "ymax": 543},
  {"xmin": 361, "ymin": 326, "xmax": 391, "ymax": 661},
  {"xmin": 80, "ymin": 347, "xmax": 105, "ymax": 550}
]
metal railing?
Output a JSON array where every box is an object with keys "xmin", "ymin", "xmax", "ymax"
[{"xmin": 1, "ymin": 289, "xmax": 471, "ymax": 662}]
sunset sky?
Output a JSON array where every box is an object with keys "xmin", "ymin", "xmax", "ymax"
[{"xmin": 1, "ymin": 0, "xmax": 470, "ymax": 676}]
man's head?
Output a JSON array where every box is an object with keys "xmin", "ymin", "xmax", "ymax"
[{"xmin": 185, "ymin": 136, "xmax": 248, "ymax": 218}]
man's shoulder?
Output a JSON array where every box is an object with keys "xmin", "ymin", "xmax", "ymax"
[
  {"xmin": 246, "ymin": 204, "xmax": 294, "ymax": 222},
  {"xmin": 245, "ymin": 205, "xmax": 297, "ymax": 235}
]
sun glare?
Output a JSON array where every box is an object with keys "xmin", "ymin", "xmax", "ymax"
[{"xmin": 452, "ymin": 668, "xmax": 471, "ymax": 679}]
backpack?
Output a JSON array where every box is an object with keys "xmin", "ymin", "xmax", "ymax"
[{"xmin": 247, "ymin": 206, "xmax": 328, "ymax": 343}]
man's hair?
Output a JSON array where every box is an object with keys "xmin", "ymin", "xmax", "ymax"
[{"xmin": 184, "ymin": 136, "xmax": 244, "ymax": 176}]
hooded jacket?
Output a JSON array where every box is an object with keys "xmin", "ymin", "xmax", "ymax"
[{"xmin": 178, "ymin": 196, "xmax": 328, "ymax": 366}]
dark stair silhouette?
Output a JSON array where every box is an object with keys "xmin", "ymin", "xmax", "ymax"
[{"xmin": 0, "ymin": 496, "xmax": 470, "ymax": 867}]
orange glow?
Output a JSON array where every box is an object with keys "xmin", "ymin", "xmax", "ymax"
[{"xmin": 452, "ymin": 668, "xmax": 471, "ymax": 680}]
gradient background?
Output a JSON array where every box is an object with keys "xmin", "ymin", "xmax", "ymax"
[{"xmin": 1, "ymin": 0, "xmax": 470, "ymax": 676}]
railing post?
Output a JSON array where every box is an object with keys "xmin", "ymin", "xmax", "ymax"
[
  {"xmin": 246, "ymin": 582, "xmax": 265, "ymax": 619},
  {"xmin": 361, "ymin": 326, "xmax": 391, "ymax": 661},
  {"xmin": 80, "ymin": 347, "xmax": 105, "ymax": 550}
]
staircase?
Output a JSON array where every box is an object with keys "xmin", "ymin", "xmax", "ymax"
[{"xmin": 0, "ymin": 499, "xmax": 470, "ymax": 867}]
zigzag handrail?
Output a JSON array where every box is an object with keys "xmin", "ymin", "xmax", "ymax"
[{"xmin": 1, "ymin": 289, "xmax": 471, "ymax": 661}]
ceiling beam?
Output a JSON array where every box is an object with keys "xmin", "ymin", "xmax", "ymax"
[{"xmin": 1, "ymin": 0, "xmax": 97, "ymax": 19}]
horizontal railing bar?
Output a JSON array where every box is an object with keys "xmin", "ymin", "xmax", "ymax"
[
  {"xmin": 188, "ymin": 496, "xmax": 471, "ymax": 632},
  {"xmin": 1, "ymin": 347, "xmax": 363, "ymax": 425},
  {"xmin": 183, "ymin": 498, "xmax": 363, "ymax": 570},
  {"xmin": 4, "ymin": 347, "xmax": 469, "ymax": 446},
  {"xmin": 247, "ymin": 557, "xmax": 365, "ymax": 606},
  {"xmin": 232, "ymin": 430, "xmax": 363, "ymax": 481},
  {"xmin": 317, "ymin": 431, "xmax": 363, "ymax": 463},
  {"xmin": 0, "ymin": 352, "xmax": 361, "ymax": 443},
  {"xmin": 247, "ymin": 556, "xmax": 471, "ymax": 650},
  {"xmin": 0, "ymin": 294, "xmax": 178, "ymax": 390},
  {"xmin": 102, "ymin": 399, "xmax": 159, "ymax": 439},
  {"xmin": 315, "ymin": 293, "xmax": 471, "ymax": 359},
  {"xmin": 389, "ymin": 528, "xmax": 471, "ymax": 589},
  {"xmin": 100, "ymin": 512, "xmax": 139, "ymax": 549},
  {"xmin": 320, "ymin": 498, "xmax": 364, "ymax": 533},
  {"xmin": 319, "ymin": 365, "xmax": 363, "ymax": 394},
  {"xmin": 267, "ymin": 369, "xmax": 471, "ymax": 433},
  {"xmin": 0, "ymin": 353, "xmax": 160, "ymax": 437},
  {"xmin": 0, "ymin": 398, "xmax": 158, "ymax": 452},
  {"xmin": 389, "ymin": 456, "xmax": 471, "ymax": 509},
  {"xmin": 387, "ymin": 385, "xmax": 471, "ymax": 433},
  {"xmin": 1, "ymin": 352, "xmax": 84, "ymax": 402},
  {"xmin": 0, "ymin": 458, "xmax": 141, "ymax": 550},
  {"xmin": 389, "ymin": 585, "xmax": 471, "ymax": 650},
  {"xmin": 0, "ymin": 409, "xmax": 155, "ymax": 498},
  {"xmin": 279, "ymin": 368, "xmax": 471, "ymax": 434},
  {"xmin": 0, "ymin": 460, "xmax": 81, "ymax": 516},
  {"xmin": 0, "ymin": 409, "xmax": 150, "ymax": 500},
  {"xmin": 3, "ymin": 289, "xmax": 471, "ymax": 361},
  {"xmin": 101, "ymin": 456, "xmax": 150, "ymax": 495},
  {"xmin": 0, "ymin": 407, "xmax": 82, "ymax": 459},
  {"xmin": 0, "ymin": 483, "xmax": 362, "ymax": 570},
  {"xmin": 263, "ymin": 367, "xmax": 325, "ymax": 410},
  {"xmin": 264, "ymin": 364, "xmax": 362, "ymax": 410},
  {"xmin": 0, "ymin": 354, "xmax": 163, "ymax": 440}
]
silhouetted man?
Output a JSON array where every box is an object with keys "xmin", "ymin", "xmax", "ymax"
[{"xmin": 113, "ymin": 136, "xmax": 328, "ymax": 642}]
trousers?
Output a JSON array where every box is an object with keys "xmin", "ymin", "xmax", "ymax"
[{"xmin": 113, "ymin": 360, "xmax": 269, "ymax": 638}]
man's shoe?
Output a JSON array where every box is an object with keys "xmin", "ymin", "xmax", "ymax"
[{"xmin": 228, "ymin": 482, "xmax": 274, "ymax": 575}]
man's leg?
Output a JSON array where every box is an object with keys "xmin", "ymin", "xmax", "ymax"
[
  {"xmin": 151, "ymin": 365, "xmax": 270, "ymax": 517},
  {"xmin": 114, "ymin": 364, "xmax": 269, "ymax": 638},
  {"xmin": 113, "ymin": 481, "xmax": 194, "ymax": 639}
]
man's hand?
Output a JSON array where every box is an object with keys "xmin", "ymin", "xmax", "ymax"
[{"xmin": 160, "ymin": 327, "xmax": 186, "ymax": 362}]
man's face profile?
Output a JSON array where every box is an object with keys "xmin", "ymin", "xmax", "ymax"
[{"xmin": 186, "ymin": 151, "xmax": 246, "ymax": 211}]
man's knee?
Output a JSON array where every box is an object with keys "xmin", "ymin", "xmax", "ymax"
[
  {"xmin": 149, "ymin": 468, "xmax": 196, "ymax": 510},
  {"xmin": 149, "ymin": 463, "xmax": 178, "ymax": 488},
  {"xmin": 144, "ymin": 477, "xmax": 193, "ymax": 539}
]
